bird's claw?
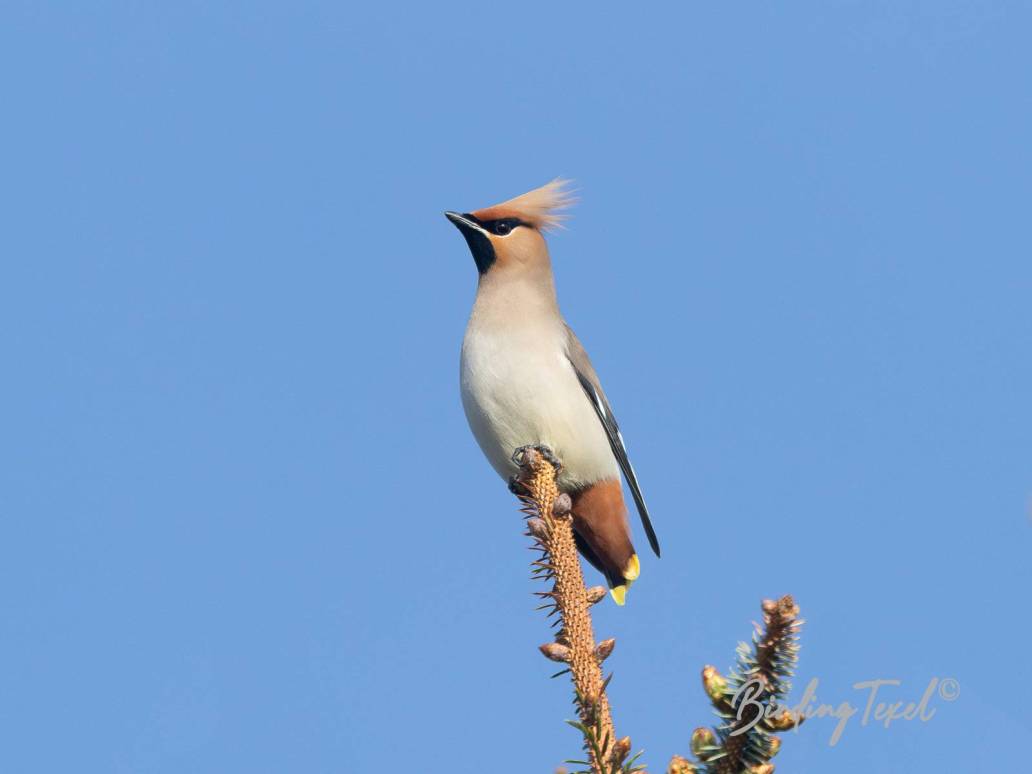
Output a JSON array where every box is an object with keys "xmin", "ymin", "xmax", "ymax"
[
  {"xmin": 508, "ymin": 475, "xmax": 525, "ymax": 495},
  {"xmin": 512, "ymin": 444, "xmax": 563, "ymax": 473}
]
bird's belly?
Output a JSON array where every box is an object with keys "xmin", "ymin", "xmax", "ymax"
[{"xmin": 460, "ymin": 332, "xmax": 618, "ymax": 490}]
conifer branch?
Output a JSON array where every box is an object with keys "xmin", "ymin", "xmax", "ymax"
[
  {"xmin": 509, "ymin": 447, "xmax": 805, "ymax": 774},
  {"xmin": 512, "ymin": 446, "xmax": 639, "ymax": 774},
  {"xmin": 668, "ymin": 596, "xmax": 804, "ymax": 774}
]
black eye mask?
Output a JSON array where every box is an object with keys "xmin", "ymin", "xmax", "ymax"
[
  {"xmin": 450, "ymin": 213, "xmax": 532, "ymax": 274},
  {"xmin": 463, "ymin": 214, "xmax": 528, "ymax": 237}
]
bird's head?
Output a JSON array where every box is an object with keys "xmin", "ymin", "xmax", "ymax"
[{"xmin": 445, "ymin": 179, "xmax": 575, "ymax": 278}]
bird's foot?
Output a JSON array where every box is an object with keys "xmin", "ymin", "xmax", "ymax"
[
  {"xmin": 508, "ymin": 475, "xmax": 526, "ymax": 496},
  {"xmin": 512, "ymin": 444, "xmax": 563, "ymax": 473}
]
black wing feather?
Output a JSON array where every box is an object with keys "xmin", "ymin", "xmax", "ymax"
[{"xmin": 570, "ymin": 362, "xmax": 661, "ymax": 558}]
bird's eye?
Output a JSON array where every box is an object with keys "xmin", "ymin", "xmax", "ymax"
[{"xmin": 494, "ymin": 221, "xmax": 512, "ymax": 236}]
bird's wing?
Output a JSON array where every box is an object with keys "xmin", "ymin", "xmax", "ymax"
[{"xmin": 563, "ymin": 323, "xmax": 660, "ymax": 557}]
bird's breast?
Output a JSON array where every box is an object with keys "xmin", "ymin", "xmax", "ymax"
[{"xmin": 460, "ymin": 324, "xmax": 619, "ymax": 490}]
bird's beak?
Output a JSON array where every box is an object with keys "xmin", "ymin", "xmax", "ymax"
[
  {"xmin": 445, "ymin": 211, "xmax": 496, "ymax": 274},
  {"xmin": 444, "ymin": 211, "xmax": 488, "ymax": 237}
]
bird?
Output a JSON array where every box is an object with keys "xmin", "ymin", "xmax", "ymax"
[{"xmin": 445, "ymin": 179, "xmax": 659, "ymax": 605}]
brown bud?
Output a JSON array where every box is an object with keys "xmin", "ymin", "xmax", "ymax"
[
  {"xmin": 746, "ymin": 765, "xmax": 774, "ymax": 774},
  {"xmin": 783, "ymin": 598, "xmax": 800, "ymax": 619},
  {"xmin": 764, "ymin": 595, "xmax": 798, "ymax": 619},
  {"xmin": 702, "ymin": 666, "xmax": 727, "ymax": 703},
  {"xmin": 526, "ymin": 518, "xmax": 548, "ymax": 539},
  {"xmin": 690, "ymin": 727, "xmax": 716, "ymax": 758},
  {"xmin": 539, "ymin": 642, "xmax": 571, "ymax": 663},
  {"xmin": 767, "ymin": 736, "xmax": 782, "ymax": 757},
  {"xmin": 612, "ymin": 736, "xmax": 631, "ymax": 764},
  {"xmin": 585, "ymin": 586, "xmax": 608, "ymax": 605},
  {"xmin": 595, "ymin": 638, "xmax": 616, "ymax": 662},
  {"xmin": 667, "ymin": 755, "xmax": 697, "ymax": 774},
  {"xmin": 764, "ymin": 709, "xmax": 802, "ymax": 731},
  {"xmin": 552, "ymin": 492, "xmax": 572, "ymax": 516}
]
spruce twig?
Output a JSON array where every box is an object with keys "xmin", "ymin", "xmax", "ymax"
[
  {"xmin": 669, "ymin": 596, "xmax": 804, "ymax": 774},
  {"xmin": 513, "ymin": 446, "xmax": 640, "ymax": 774},
  {"xmin": 508, "ymin": 447, "xmax": 806, "ymax": 773}
]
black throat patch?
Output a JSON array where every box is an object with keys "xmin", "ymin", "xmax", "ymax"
[{"xmin": 457, "ymin": 213, "xmax": 496, "ymax": 274}]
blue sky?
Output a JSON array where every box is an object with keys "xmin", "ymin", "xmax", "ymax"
[{"xmin": 2, "ymin": 2, "xmax": 1030, "ymax": 772}]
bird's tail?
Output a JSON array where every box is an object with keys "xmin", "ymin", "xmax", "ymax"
[
  {"xmin": 570, "ymin": 480, "xmax": 639, "ymax": 605},
  {"xmin": 573, "ymin": 530, "xmax": 639, "ymax": 605},
  {"xmin": 606, "ymin": 553, "xmax": 640, "ymax": 606}
]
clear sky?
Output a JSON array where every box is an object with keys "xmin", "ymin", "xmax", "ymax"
[{"xmin": 2, "ymin": 3, "xmax": 1030, "ymax": 772}]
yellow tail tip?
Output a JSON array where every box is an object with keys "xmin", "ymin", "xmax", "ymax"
[
  {"xmin": 623, "ymin": 554, "xmax": 640, "ymax": 582},
  {"xmin": 609, "ymin": 584, "xmax": 628, "ymax": 606}
]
